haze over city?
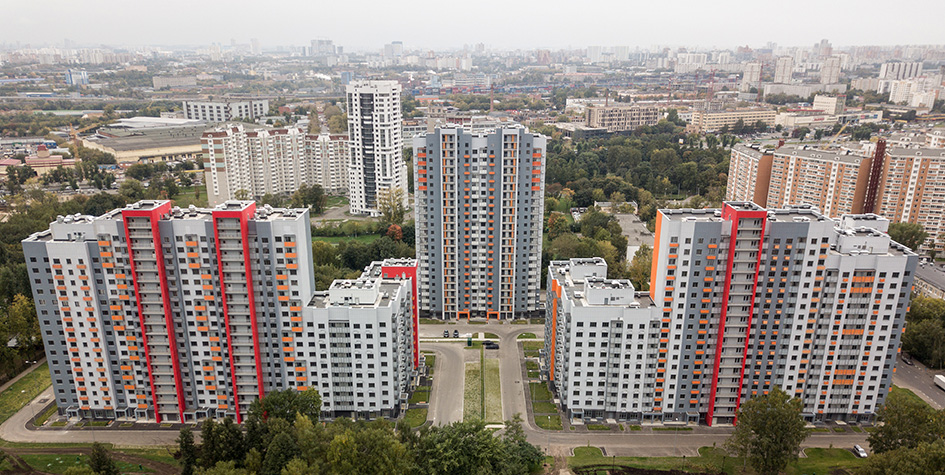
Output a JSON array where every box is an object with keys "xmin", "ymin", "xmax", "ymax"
[{"xmin": 5, "ymin": 0, "xmax": 945, "ymax": 50}]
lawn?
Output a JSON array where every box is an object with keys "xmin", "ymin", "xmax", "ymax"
[
  {"xmin": 409, "ymin": 390, "xmax": 430, "ymax": 404},
  {"xmin": 0, "ymin": 362, "xmax": 51, "ymax": 426},
  {"xmin": 511, "ymin": 319, "xmax": 529, "ymax": 325},
  {"xmin": 171, "ymin": 184, "xmax": 208, "ymax": 208},
  {"xmin": 311, "ymin": 234, "xmax": 382, "ymax": 245},
  {"xmin": 525, "ymin": 361, "xmax": 539, "ymax": 371},
  {"xmin": 483, "ymin": 358, "xmax": 502, "ymax": 423},
  {"xmin": 18, "ymin": 453, "xmax": 154, "ymax": 474},
  {"xmin": 34, "ymin": 403, "xmax": 59, "ymax": 426},
  {"xmin": 522, "ymin": 341, "xmax": 543, "ymax": 351},
  {"xmin": 482, "ymin": 332, "xmax": 499, "ymax": 339},
  {"xmin": 529, "ymin": 382, "xmax": 553, "ymax": 401},
  {"xmin": 587, "ymin": 424, "xmax": 612, "ymax": 431},
  {"xmin": 527, "ymin": 371, "xmax": 540, "ymax": 379},
  {"xmin": 464, "ymin": 361, "xmax": 483, "ymax": 421},
  {"xmin": 324, "ymin": 195, "xmax": 349, "ymax": 208},
  {"xmin": 568, "ymin": 446, "xmax": 866, "ymax": 475},
  {"xmin": 424, "ymin": 354, "xmax": 436, "ymax": 375},
  {"xmin": 468, "ymin": 321, "xmax": 487, "ymax": 325},
  {"xmin": 517, "ymin": 332, "xmax": 537, "ymax": 339},
  {"xmin": 891, "ymin": 385, "xmax": 930, "ymax": 409},
  {"xmin": 532, "ymin": 402, "xmax": 557, "ymax": 413},
  {"xmin": 652, "ymin": 426, "xmax": 693, "ymax": 431},
  {"xmin": 118, "ymin": 448, "xmax": 180, "ymax": 467},
  {"xmin": 403, "ymin": 408, "xmax": 428, "ymax": 428},
  {"xmin": 419, "ymin": 318, "xmax": 447, "ymax": 325},
  {"xmin": 534, "ymin": 415, "xmax": 562, "ymax": 430}
]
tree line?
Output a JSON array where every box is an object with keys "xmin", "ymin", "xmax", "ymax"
[{"xmin": 168, "ymin": 389, "xmax": 544, "ymax": 475}]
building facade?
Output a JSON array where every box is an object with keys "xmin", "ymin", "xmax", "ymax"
[
  {"xmin": 202, "ymin": 124, "xmax": 350, "ymax": 206},
  {"xmin": 821, "ymin": 56, "xmax": 842, "ymax": 84},
  {"xmin": 774, "ymin": 56, "xmax": 794, "ymax": 84},
  {"xmin": 545, "ymin": 204, "xmax": 917, "ymax": 426},
  {"xmin": 183, "ymin": 100, "xmax": 269, "ymax": 122},
  {"xmin": 414, "ymin": 126, "xmax": 546, "ymax": 319},
  {"xmin": 346, "ymin": 80, "xmax": 409, "ymax": 216},
  {"xmin": 585, "ymin": 105, "xmax": 661, "ymax": 133},
  {"xmin": 24, "ymin": 201, "xmax": 417, "ymax": 422},
  {"xmin": 688, "ymin": 109, "xmax": 777, "ymax": 133},
  {"xmin": 874, "ymin": 147, "xmax": 945, "ymax": 251}
]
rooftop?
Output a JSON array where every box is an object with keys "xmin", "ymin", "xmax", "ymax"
[
  {"xmin": 774, "ymin": 145, "xmax": 866, "ymax": 165},
  {"xmin": 916, "ymin": 263, "xmax": 945, "ymax": 292}
]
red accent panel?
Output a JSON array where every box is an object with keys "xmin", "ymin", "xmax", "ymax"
[
  {"xmin": 733, "ymin": 216, "xmax": 767, "ymax": 425},
  {"xmin": 381, "ymin": 263, "xmax": 420, "ymax": 369},
  {"xmin": 122, "ymin": 202, "xmax": 186, "ymax": 422},
  {"xmin": 212, "ymin": 202, "xmax": 260, "ymax": 423},
  {"xmin": 706, "ymin": 204, "xmax": 768, "ymax": 427}
]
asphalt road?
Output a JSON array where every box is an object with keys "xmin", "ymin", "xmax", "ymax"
[
  {"xmin": 1, "ymin": 319, "xmax": 880, "ymax": 457},
  {"xmin": 893, "ymin": 355, "xmax": 945, "ymax": 410},
  {"xmin": 420, "ymin": 342, "xmax": 465, "ymax": 426}
]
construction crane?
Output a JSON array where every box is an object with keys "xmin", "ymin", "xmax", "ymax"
[{"xmin": 829, "ymin": 121, "xmax": 851, "ymax": 143}]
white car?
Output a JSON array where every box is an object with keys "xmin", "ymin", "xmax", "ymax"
[{"xmin": 854, "ymin": 445, "xmax": 868, "ymax": 458}]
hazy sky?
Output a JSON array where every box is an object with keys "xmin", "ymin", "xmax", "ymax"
[{"xmin": 4, "ymin": 0, "xmax": 944, "ymax": 51}]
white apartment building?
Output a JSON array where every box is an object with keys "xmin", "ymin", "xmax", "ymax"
[
  {"xmin": 774, "ymin": 56, "xmax": 795, "ymax": 84},
  {"xmin": 740, "ymin": 63, "xmax": 762, "ymax": 92},
  {"xmin": 879, "ymin": 62, "xmax": 924, "ymax": 80},
  {"xmin": 182, "ymin": 100, "xmax": 269, "ymax": 122},
  {"xmin": 545, "ymin": 204, "xmax": 917, "ymax": 426},
  {"xmin": 202, "ymin": 124, "xmax": 349, "ymax": 206},
  {"xmin": 24, "ymin": 200, "xmax": 418, "ymax": 422},
  {"xmin": 821, "ymin": 57, "xmax": 842, "ymax": 85},
  {"xmin": 346, "ymin": 81, "xmax": 409, "ymax": 216}
]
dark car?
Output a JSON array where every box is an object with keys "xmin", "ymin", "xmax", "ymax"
[
  {"xmin": 453, "ymin": 330, "xmax": 459, "ymax": 338},
  {"xmin": 444, "ymin": 330, "xmax": 450, "ymax": 338},
  {"xmin": 902, "ymin": 354, "xmax": 914, "ymax": 366},
  {"xmin": 484, "ymin": 342, "xmax": 499, "ymax": 350}
]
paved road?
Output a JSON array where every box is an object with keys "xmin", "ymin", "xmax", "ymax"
[
  {"xmin": 0, "ymin": 386, "xmax": 180, "ymax": 446},
  {"xmin": 421, "ymin": 343, "xmax": 465, "ymax": 426},
  {"xmin": 893, "ymin": 355, "xmax": 945, "ymax": 410}
]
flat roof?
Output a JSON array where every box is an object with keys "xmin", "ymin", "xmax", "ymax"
[
  {"xmin": 916, "ymin": 264, "xmax": 945, "ymax": 292},
  {"xmin": 774, "ymin": 145, "xmax": 865, "ymax": 165}
]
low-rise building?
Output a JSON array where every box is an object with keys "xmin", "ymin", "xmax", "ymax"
[
  {"xmin": 183, "ymin": 99, "xmax": 269, "ymax": 122},
  {"xmin": 688, "ymin": 108, "xmax": 777, "ymax": 133},
  {"xmin": 915, "ymin": 264, "xmax": 945, "ymax": 299},
  {"xmin": 585, "ymin": 104, "xmax": 661, "ymax": 133}
]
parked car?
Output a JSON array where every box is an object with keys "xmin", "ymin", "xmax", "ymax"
[
  {"xmin": 443, "ymin": 330, "xmax": 450, "ymax": 338},
  {"xmin": 484, "ymin": 341, "xmax": 499, "ymax": 350},
  {"xmin": 453, "ymin": 330, "xmax": 459, "ymax": 338},
  {"xmin": 902, "ymin": 354, "xmax": 914, "ymax": 366},
  {"xmin": 854, "ymin": 445, "xmax": 868, "ymax": 458}
]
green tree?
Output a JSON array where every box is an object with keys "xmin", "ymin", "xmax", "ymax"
[
  {"xmin": 377, "ymin": 187, "xmax": 407, "ymax": 226},
  {"xmin": 178, "ymin": 426, "xmax": 198, "ymax": 475},
  {"xmin": 118, "ymin": 178, "xmax": 147, "ymax": 201},
  {"xmin": 248, "ymin": 388, "xmax": 322, "ymax": 422},
  {"xmin": 725, "ymin": 387, "xmax": 809, "ymax": 475},
  {"xmin": 218, "ymin": 417, "xmax": 246, "ymax": 466},
  {"xmin": 88, "ymin": 442, "xmax": 120, "ymax": 475},
  {"xmin": 628, "ymin": 244, "xmax": 653, "ymax": 291},
  {"xmin": 868, "ymin": 388, "xmax": 945, "ymax": 453},
  {"xmin": 198, "ymin": 461, "xmax": 250, "ymax": 475},
  {"xmin": 200, "ymin": 419, "xmax": 222, "ymax": 468},
  {"xmin": 888, "ymin": 222, "xmax": 929, "ymax": 251},
  {"xmin": 262, "ymin": 432, "xmax": 299, "ymax": 475},
  {"xmin": 327, "ymin": 114, "xmax": 348, "ymax": 134},
  {"xmin": 859, "ymin": 439, "xmax": 945, "ymax": 475},
  {"xmin": 902, "ymin": 319, "xmax": 945, "ymax": 368},
  {"xmin": 311, "ymin": 241, "xmax": 339, "ymax": 266},
  {"xmin": 906, "ymin": 296, "xmax": 945, "ymax": 323}
]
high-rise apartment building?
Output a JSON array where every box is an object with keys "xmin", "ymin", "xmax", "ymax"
[
  {"xmin": 812, "ymin": 95, "xmax": 845, "ymax": 116},
  {"xmin": 346, "ymin": 81, "xmax": 409, "ymax": 216},
  {"xmin": 202, "ymin": 124, "xmax": 349, "ymax": 206},
  {"xmin": 774, "ymin": 56, "xmax": 794, "ymax": 84},
  {"xmin": 182, "ymin": 99, "xmax": 269, "ymax": 122},
  {"xmin": 545, "ymin": 204, "xmax": 917, "ymax": 426},
  {"xmin": 740, "ymin": 62, "xmax": 762, "ymax": 92},
  {"xmin": 821, "ymin": 57, "xmax": 842, "ymax": 84},
  {"xmin": 413, "ymin": 126, "xmax": 546, "ymax": 320},
  {"xmin": 585, "ymin": 105, "xmax": 661, "ymax": 133},
  {"xmin": 879, "ymin": 62, "xmax": 924, "ymax": 80},
  {"xmin": 875, "ymin": 147, "xmax": 945, "ymax": 249},
  {"xmin": 24, "ymin": 201, "xmax": 418, "ymax": 422},
  {"xmin": 728, "ymin": 136, "xmax": 945, "ymax": 252}
]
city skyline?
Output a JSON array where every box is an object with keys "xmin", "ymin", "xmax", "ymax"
[{"xmin": 4, "ymin": 0, "xmax": 945, "ymax": 51}]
